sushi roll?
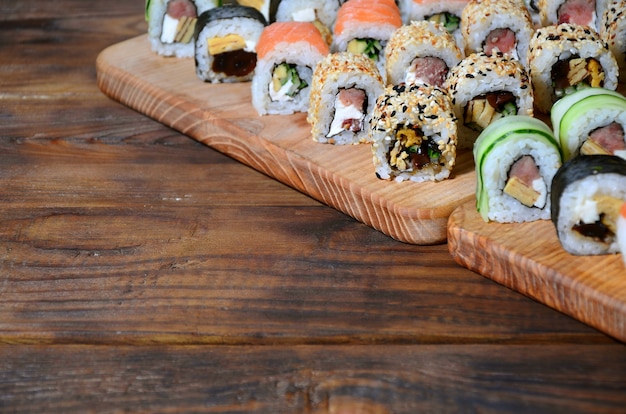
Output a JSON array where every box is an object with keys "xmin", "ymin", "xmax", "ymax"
[
  {"xmin": 332, "ymin": 0, "xmax": 403, "ymax": 77},
  {"xmin": 275, "ymin": 0, "xmax": 340, "ymax": 45},
  {"xmin": 528, "ymin": 23, "xmax": 619, "ymax": 114},
  {"xmin": 537, "ymin": 0, "xmax": 602, "ymax": 30},
  {"xmin": 460, "ymin": 0, "xmax": 535, "ymax": 67},
  {"xmin": 474, "ymin": 116, "xmax": 562, "ymax": 223},
  {"xmin": 307, "ymin": 52, "xmax": 385, "ymax": 145},
  {"xmin": 443, "ymin": 52, "xmax": 534, "ymax": 149},
  {"xmin": 251, "ymin": 21, "xmax": 330, "ymax": 115},
  {"xmin": 600, "ymin": 0, "xmax": 626, "ymax": 82},
  {"xmin": 194, "ymin": 5, "xmax": 268, "ymax": 83},
  {"xmin": 618, "ymin": 201, "xmax": 626, "ymax": 265},
  {"xmin": 146, "ymin": 0, "xmax": 221, "ymax": 58},
  {"xmin": 384, "ymin": 20, "xmax": 463, "ymax": 88},
  {"xmin": 398, "ymin": 0, "xmax": 469, "ymax": 49},
  {"xmin": 235, "ymin": 0, "xmax": 280, "ymax": 23},
  {"xmin": 370, "ymin": 83, "xmax": 458, "ymax": 183},
  {"xmin": 551, "ymin": 155, "xmax": 626, "ymax": 256},
  {"xmin": 551, "ymin": 87, "xmax": 626, "ymax": 161}
]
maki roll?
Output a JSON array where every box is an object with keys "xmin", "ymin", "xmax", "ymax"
[
  {"xmin": 398, "ymin": 0, "xmax": 469, "ymax": 49},
  {"xmin": 461, "ymin": 0, "xmax": 535, "ymax": 66},
  {"xmin": 600, "ymin": 0, "xmax": 626, "ymax": 81},
  {"xmin": 551, "ymin": 87, "xmax": 626, "ymax": 161},
  {"xmin": 384, "ymin": 20, "xmax": 463, "ymax": 88},
  {"xmin": 474, "ymin": 116, "xmax": 562, "ymax": 223},
  {"xmin": 194, "ymin": 5, "xmax": 268, "ymax": 83},
  {"xmin": 444, "ymin": 52, "xmax": 534, "ymax": 149},
  {"xmin": 146, "ymin": 0, "xmax": 221, "ymax": 57},
  {"xmin": 618, "ymin": 201, "xmax": 626, "ymax": 265},
  {"xmin": 537, "ymin": 0, "xmax": 601, "ymax": 30},
  {"xmin": 235, "ymin": 0, "xmax": 280, "ymax": 23},
  {"xmin": 251, "ymin": 21, "xmax": 329, "ymax": 115},
  {"xmin": 551, "ymin": 155, "xmax": 626, "ymax": 255},
  {"xmin": 275, "ymin": 0, "xmax": 340, "ymax": 45},
  {"xmin": 307, "ymin": 52, "xmax": 384, "ymax": 145},
  {"xmin": 528, "ymin": 23, "xmax": 619, "ymax": 114},
  {"xmin": 370, "ymin": 83, "xmax": 458, "ymax": 183},
  {"xmin": 332, "ymin": 0, "xmax": 403, "ymax": 77}
]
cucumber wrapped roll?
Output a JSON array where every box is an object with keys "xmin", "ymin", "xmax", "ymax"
[
  {"xmin": 146, "ymin": 0, "xmax": 221, "ymax": 58},
  {"xmin": 370, "ymin": 83, "xmax": 457, "ymax": 183},
  {"xmin": 474, "ymin": 116, "xmax": 562, "ymax": 223},
  {"xmin": 528, "ymin": 23, "xmax": 619, "ymax": 114},
  {"xmin": 551, "ymin": 87, "xmax": 626, "ymax": 161},
  {"xmin": 194, "ymin": 5, "xmax": 268, "ymax": 83},
  {"xmin": 551, "ymin": 155, "xmax": 626, "ymax": 256}
]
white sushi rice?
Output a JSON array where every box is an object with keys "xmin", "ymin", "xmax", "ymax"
[
  {"xmin": 528, "ymin": 23, "xmax": 619, "ymax": 114},
  {"xmin": 148, "ymin": 0, "xmax": 219, "ymax": 58},
  {"xmin": 480, "ymin": 136, "xmax": 561, "ymax": 223},
  {"xmin": 308, "ymin": 53, "xmax": 384, "ymax": 144},
  {"xmin": 195, "ymin": 17, "xmax": 265, "ymax": 83},
  {"xmin": 251, "ymin": 40, "xmax": 326, "ymax": 115},
  {"xmin": 275, "ymin": 0, "xmax": 340, "ymax": 28},
  {"xmin": 555, "ymin": 173, "xmax": 626, "ymax": 255}
]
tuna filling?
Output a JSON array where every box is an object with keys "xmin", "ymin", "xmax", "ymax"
[
  {"xmin": 557, "ymin": 0, "xmax": 596, "ymax": 27},
  {"xmin": 464, "ymin": 91, "xmax": 518, "ymax": 131},
  {"xmin": 405, "ymin": 56, "xmax": 449, "ymax": 87},
  {"xmin": 503, "ymin": 155, "xmax": 547, "ymax": 208},
  {"xmin": 581, "ymin": 122, "xmax": 626, "ymax": 157},
  {"xmin": 551, "ymin": 55, "xmax": 605, "ymax": 98},
  {"xmin": 388, "ymin": 125, "xmax": 444, "ymax": 172},
  {"xmin": 160, "ymin": 0, "xmax": 198, "ymax": 44},
  {"xmin": 483, "ymin": 28, "xmax": 517, "ymax": 58},
  {"xmin": 327, "ymin": 88, "xmax": 367, "ymax": 137}
]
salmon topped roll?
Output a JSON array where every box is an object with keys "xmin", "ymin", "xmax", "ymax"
[
  {"xmin": 461, "ymin": 0, "xmax": 535, "ymax": 67},
  {"xmin": 308, "ymin": 52, "xmax": 385, "ymax": 145},
  {"xmin": 528, "ymin": 23, "xmax": 619, "ymax": 113},
  {"xmin": 385, "ymin": 20, "xmax": 463, "ymax": 88},
  {"xmin": 251, "ymin": 21, "xmax": 329, "ymax": 115},
  {"xmin": 275, "ymin": 0, "xmax": 340, "ymax": 45},
  {"xmin": 147, "ymin": 0, "xmax": 221, "ymax": 57},
  {"xmin": 332, "ymin": 0, "xmax": 403, "ymax": 78}
]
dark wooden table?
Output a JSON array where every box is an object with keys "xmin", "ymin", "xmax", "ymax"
[{"xmin": 1, "ymin": 1, "xmax": 625, "ymax": 412}]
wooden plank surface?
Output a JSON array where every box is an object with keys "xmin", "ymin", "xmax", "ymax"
[
  {"xmin": 3, "ymin": 1, "xmax": 626, "ymax": 411},
  {"xmin": 2, "ymin": 344, "xmax": 626, "ymax": 413},
  {"xmin": 95, "ymin": 35, "xmax": 476, "ymax": 245},
  {"xmin": 448, "ymin": 201, "xmax": 626, "ymax": 342}
]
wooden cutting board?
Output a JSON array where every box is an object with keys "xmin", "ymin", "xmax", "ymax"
[
  {"xmin": 448, "ymin": 201, "xmax": 626, "ymax": 342},
  {"xmin": 96, "ymin": 35, "xmax": 476, "ymax": 245}
]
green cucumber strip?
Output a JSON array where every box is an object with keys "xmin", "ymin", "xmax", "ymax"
[
  {"xmin": 558, "ymin": 95, "xmax": 626, "ymax": 159},
  {"xmin": 551, "ymin": 87, "xmax": 626, "ymax": 139},
  {"xmin": 473, "ymin": 116, "xmax": 558, "ymax": 221}
]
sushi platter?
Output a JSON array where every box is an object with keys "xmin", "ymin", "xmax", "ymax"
[
  {"xmin": 96, "ymin": 35, "xmax": 626, "ymax": 341},
  {"xmin": 96, "ymin": 34, "xmax": 476, "ymax": 245}
]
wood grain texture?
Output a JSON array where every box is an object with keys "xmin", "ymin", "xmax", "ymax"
[
  {"xmin": 2, "ymin": 344, "xmax": 626, "ymax": 413},
  {"xmin": 96, "ymin": 35, "xmax": 476, "ymax": 245},
  {"xmin": 447, "ymin": 201, "xmax": 626, "ymax": 342}
]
